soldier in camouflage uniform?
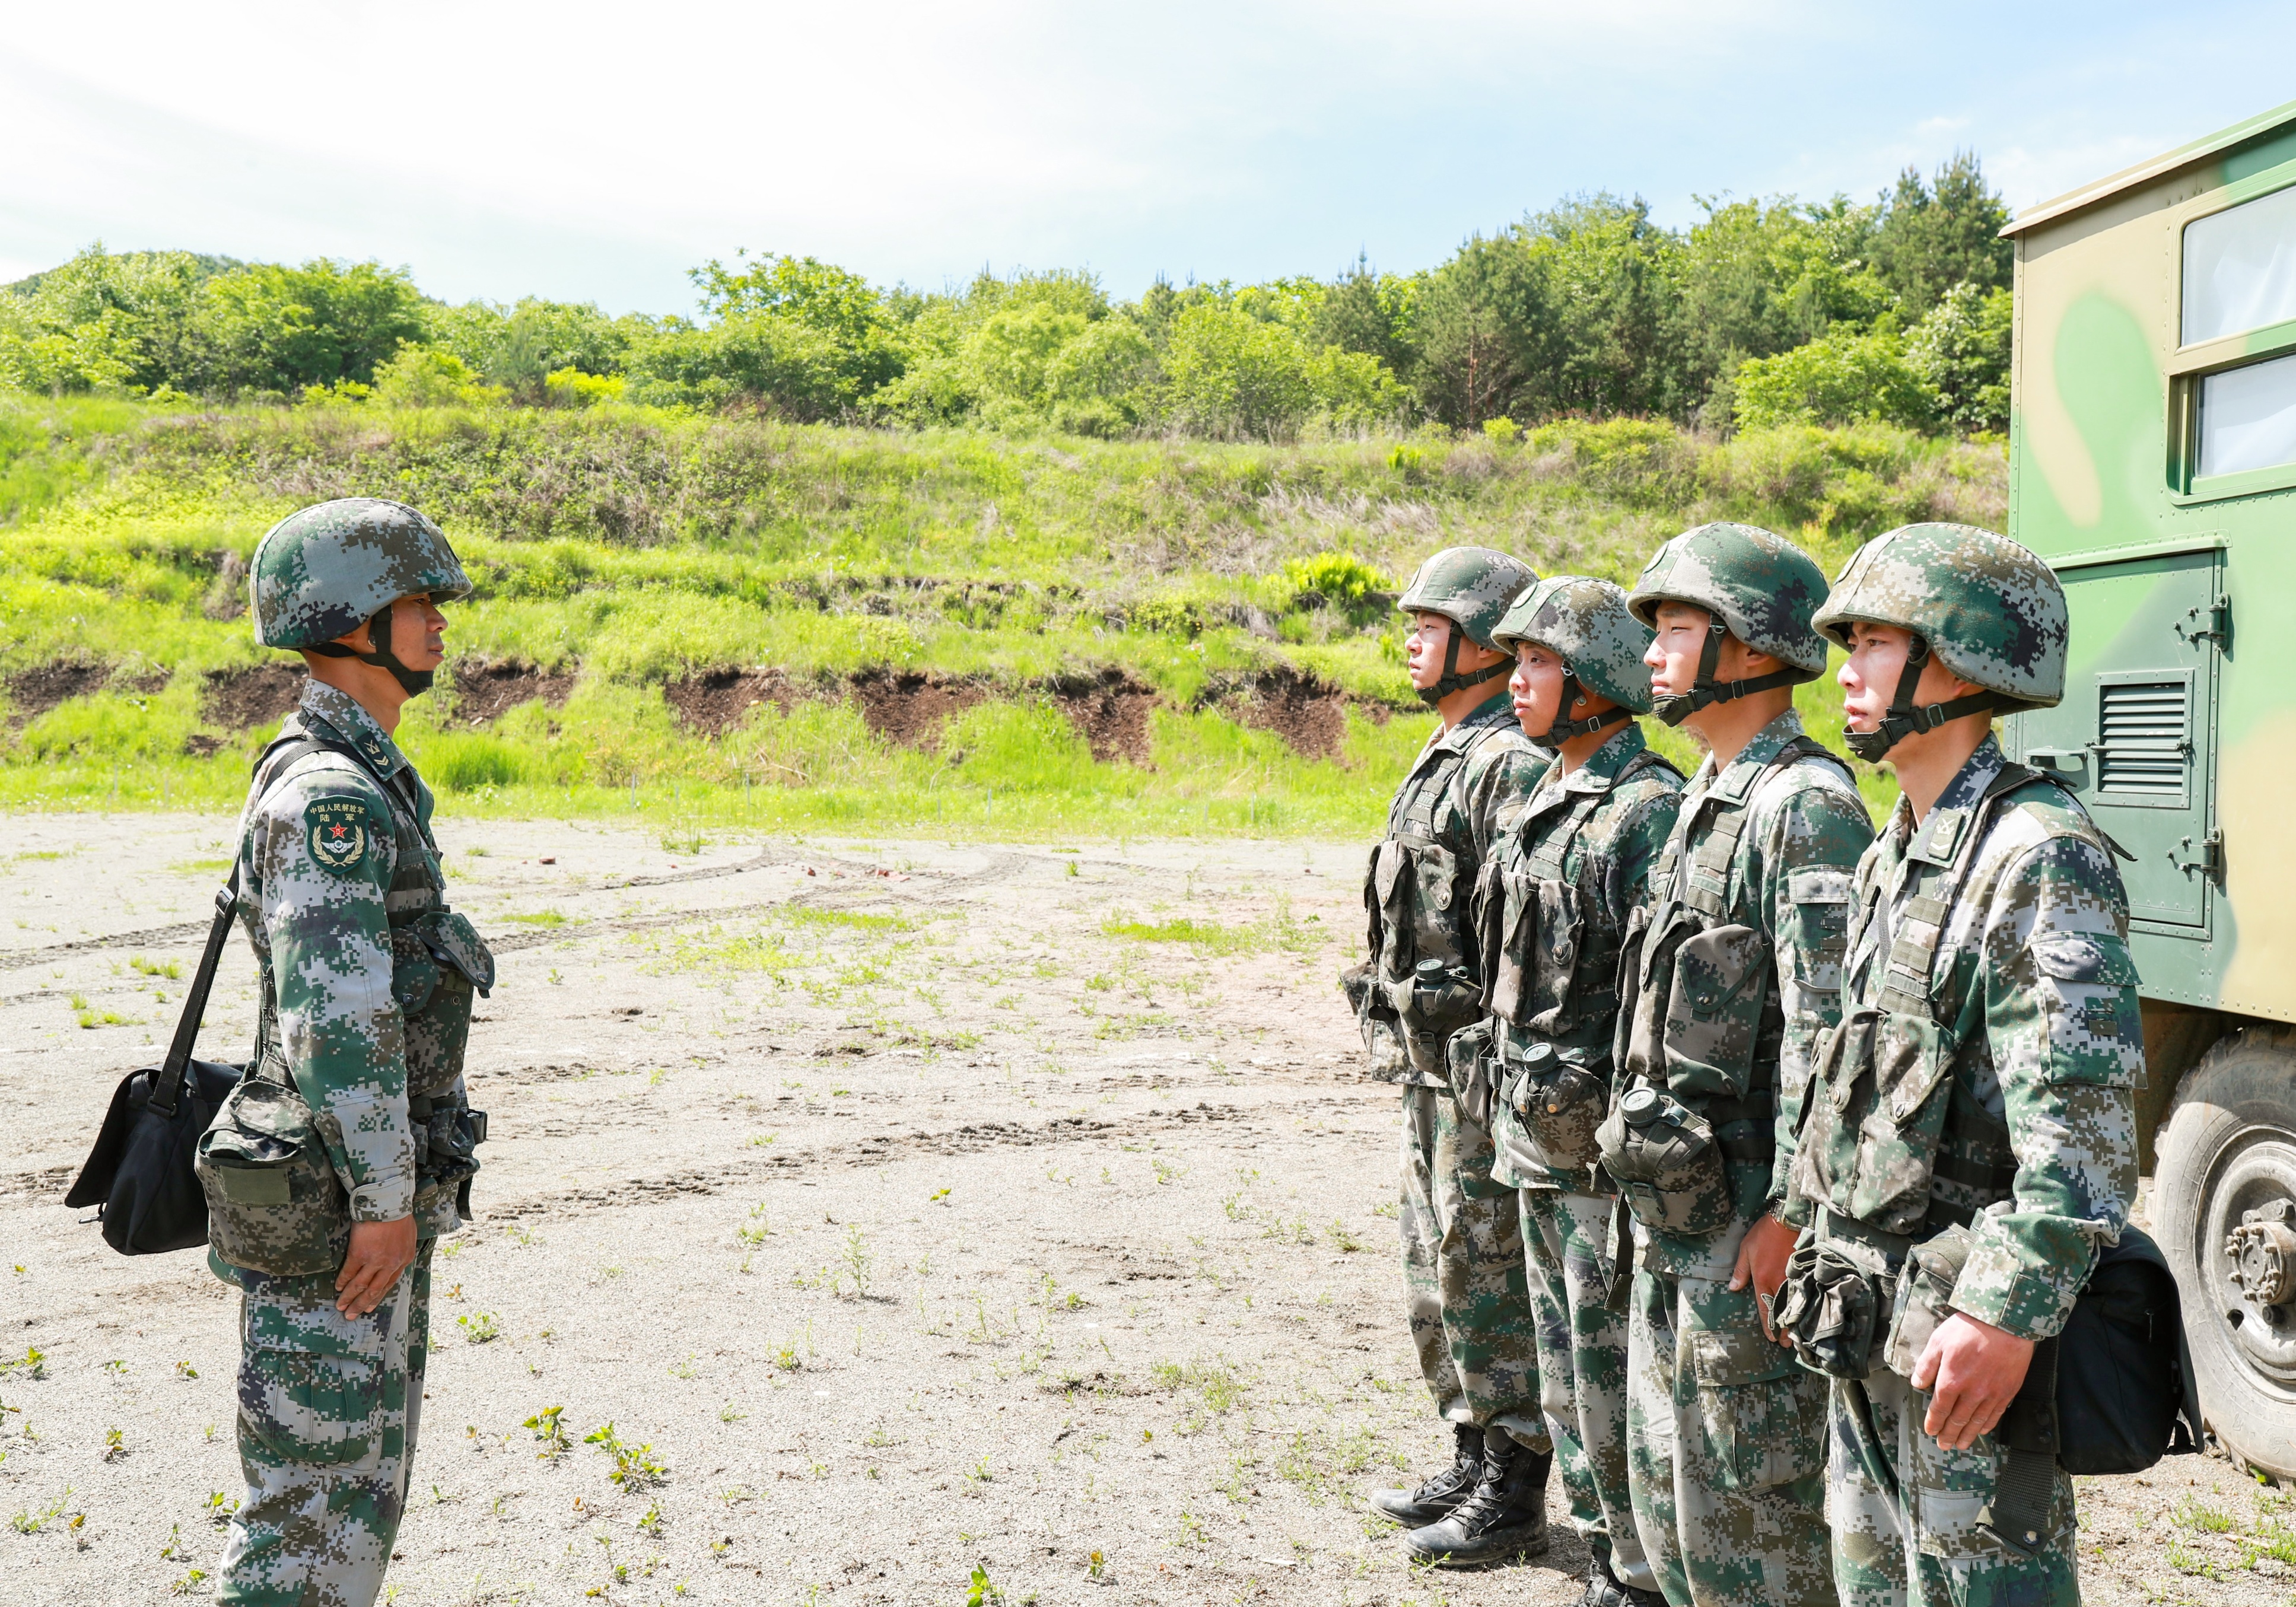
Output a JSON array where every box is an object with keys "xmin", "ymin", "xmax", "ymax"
[
  {"xmin": 1775, "ymin": 524, "xmax": 2135, "ymax": 1607},
  {"xmin": 1475, "ymin": 577, "xmax": 1682, "ymax": 1605},
  {"xmin": 1603, "ymin": 523, "xmax": 1873, "ymax": 1607},
  {"xmin": 209, "ymin": 498, "xmax": 494, "ymax": 1607},
  {"xmin": 1349, "ymin": 548, "xmax": 1556, "ymax": 1561}
]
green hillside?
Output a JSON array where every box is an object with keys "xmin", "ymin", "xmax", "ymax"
[{"xmin": 0, "ymin": 397, "xmax": 1999, "ymax": 835}]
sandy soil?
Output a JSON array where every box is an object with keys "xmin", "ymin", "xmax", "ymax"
[{"xmin": 0, "ymin": 815, "xmax": 2256, "ymax": 1606}]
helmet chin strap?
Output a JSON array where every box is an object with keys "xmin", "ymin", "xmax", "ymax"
[
  {"xmin": 1540, "ymin": 672, "xmax": 1632, "ymax": 744},
  {"xmin": 307, "ymin": 604, "xmax": 435, "ymax": 696},
  {"xmin": 1650, "ymin": 619, "xmax": 1803, "ymax": 728},
  {"xmin": 1416, "ymin": 624, "xmax": 1510, "ymax": 707},
  {"xmin": 1842, "ymin": 635, "xmax": 2000, "ymax": 762}
]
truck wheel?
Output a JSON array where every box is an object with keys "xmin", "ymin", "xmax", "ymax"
[{"xmin": 2157, "ymin": 1026, "xmax": 2296, "ymax": 1479}]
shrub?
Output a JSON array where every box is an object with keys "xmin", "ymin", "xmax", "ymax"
[
  {"xmin": 371, "ymin": 346, "xmax": 502, "ymax": 409},
  {"xmin": 1733, "ymin": 328, "xmax": 1936, "ymax": 432},
  {"xmin": 542, "ymin": 368, "xmax": 626, "ymax": 408}
]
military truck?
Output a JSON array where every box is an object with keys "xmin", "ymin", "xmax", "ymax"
[{"xmin": 2000, "ymin": 96, "xmax": 2296, "ymax": 1478}]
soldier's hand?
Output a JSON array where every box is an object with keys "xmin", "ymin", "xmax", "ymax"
[
  {"xmin": 1729, "ymin": 1211, "xmax": 1798, "ymax": 1343},
  {"xmin": 1913, "ymin": 1312, "xmax": 2034, "ymax": 1450},
  {"xmin": 335, "ymin": 1215, "xmax": 418, "ymax": 1317}
]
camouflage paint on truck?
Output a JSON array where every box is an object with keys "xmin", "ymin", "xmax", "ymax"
[
  {"xmin": 2002, "ymin": 98, "xmax": 2296, "ymax": 1156},
  {"xmin": 2004, "ymin": 100, "xmax": 2296, "ymax": 1479}
]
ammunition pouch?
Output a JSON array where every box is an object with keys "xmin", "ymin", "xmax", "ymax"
[{"xmin": 1776, "ymin": 1233, "xmax": 1892, "ymax": 1380}]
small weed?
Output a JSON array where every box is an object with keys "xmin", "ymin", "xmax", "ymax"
[
  {"xmin": 718, "ymin": 1401, "xmax": 746, "ymax": 1423},
  {"xmin": 1327, "ymin": 1219, "xmax": 1365, "ymax": 1253},
  {"xmin": 965, "ymin": 1563, "xmax": 1003, "ymax": 1606},
  {"xmin": 457, "ymin": 1312, "xmax": 501, "ymax": 1345},
  {"xmin": 11, "ymin": 1487, "xmax": 72, "ymax": 1533},
  {"xmin": 583, "ymin": 1422, "xmax": 667, "ymax": 1489},
  {"xmin": 669, "ymin": 1355, "xmax": 699, "ymax": 1380},
  {"xmin": 170, "ymin": 1568, "xmax": 208, "ymax": 1596},
  {"xmin": 1152, "ymin": 1158, "xmax": 1182, "ymax": 1186},
  {"xmin": 103, "ymin": 1426, "xmax": 125, "ymax": 1460},
  {"xmin": 503, "ymin": 909, "xmax": 570, "ymax": 927},
  {"xmin": 131, "ymin": 956, "xmax": 183, "ymax": 979},
  {"xmin": 202, "ymin": 1490, "xmax": 239, "ymax": 1524},
  {"xmin": 523, "ymin": 1405, "xmax": 571, "ymax": 1459},
  {"xmin": 1, "ymin": 1347, "xmax": 46, "ymax": 1379}
]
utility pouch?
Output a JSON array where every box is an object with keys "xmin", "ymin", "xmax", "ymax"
[
  {"xmin": 1508, "ymin": 1040, "xmax": 1608, "ymax": 1173},
  {"xmin": 1882, "ymin": 1222, "xmax": 1975, "ymax": 1379},
  {"xmin": 1340, "ymin": 963, "xmax": 1408, "ymax": 1083},
  {"xmin": 196, "ymin": 1074, "xmax": 350, "ymax": 1278},
  {"xmin": 1409, "ymin": 957, "xmax": 1483, "ymax": 1044},
  {"xmin": 1662, "ymin": 922, "xmax": 1770, "ymax": 1098},
  {"xmin": 1776, "ymin": 1236, "xmax": 1889, "ymax": 1380},
  {"xmin": 397, "ymin": 909, "xmax": 496, "ymax": 1099},
  {"xmin": 1597, "ymin": 1084, "xmax": 1730, "ymax": 1236},
  {"xmin": 1446, "ymin": 1017, "xmax": 1499, "ymax": 1130}
]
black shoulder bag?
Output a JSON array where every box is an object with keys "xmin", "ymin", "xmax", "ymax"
[{"xmin": 61, "ymin": 873, "xmax": 245, "ymax": 1255}]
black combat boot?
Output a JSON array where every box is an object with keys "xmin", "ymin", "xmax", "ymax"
[
  {"xmin": 1576, "ymin": 1548, "xmax": 1668, "ymax": 1607},
  {"xmin": 1367, "ymin": 1423, "xmax": 1482, "ymax": 1526},
  {"xmin": 1403, "ymin": 1427, "xmax": 1551, "ymax": 1567}
]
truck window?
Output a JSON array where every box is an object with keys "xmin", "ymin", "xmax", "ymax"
[
  {"xmin": 2183, "ymin": 181, "xmax": 2296, "ymax": 343},
  {"xmin": 2196, "ymin": 349, "xmax": 2296, "ymax": 477}
]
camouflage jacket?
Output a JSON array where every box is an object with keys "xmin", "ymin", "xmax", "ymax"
[
  {"xmin": 229, "ymin": 682, "xmax": 449, "ymax": 1229},
  {"xmin": 1357, "ymin": 692, "xmax": 1550, "ymax": 1086},
  {"xmin": 1623, "ymin": 708, "xmax": 1873, "ymax": 1274},
  {"xmin": 1480, "ymin": 725, "xmax": 1683, "ymax": 1192},
  {"xmin": 1789, "ymin": 735, "xmax": 2140, "ymax": 1342}
]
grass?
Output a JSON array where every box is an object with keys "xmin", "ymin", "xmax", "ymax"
[{"xmin": 0, "ymin": 397, "xmax": 1957, "ymax": 830}]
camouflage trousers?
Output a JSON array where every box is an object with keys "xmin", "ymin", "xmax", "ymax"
[
  {"xmin": 218, "ymin": 1241, "xmax": 433, "ymax": 1607},
  {"xmin": 1827, "ymin": 1370, "xmax": 2079, "ymax": 1607},
  {"xmin": 1624, "ymin": 1259, "xmax": 1833, "ymax": 1607},
  {"xmin": 1522, "ymin": 1189, "xmax": 1651, "ymax": 1592},
  {"xmin": 1400, "ymin": 1086, "xmax": 1544, "ymax": 1442}
]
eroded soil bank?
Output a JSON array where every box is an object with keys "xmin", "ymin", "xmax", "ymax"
[{"xmin": 0, "ymin": 820, "xmax": 2248, "ymax": 1605}]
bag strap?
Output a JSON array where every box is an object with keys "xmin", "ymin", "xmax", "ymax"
[{"xmin": 148, "ymin": 868, "xmax": 241, "ymax": 1119}]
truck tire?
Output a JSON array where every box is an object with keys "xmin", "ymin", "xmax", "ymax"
[{"xmin": 2156, "ymin": 1026, "xmax": 2296, "ymax": 1479}]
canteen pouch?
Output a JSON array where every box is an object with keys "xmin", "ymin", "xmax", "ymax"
[
  {"xmin": 1662, "ymin": 922, "xmax": 1770, "ymax": 1097},
  {"xmin": 1776, "ymin": 1236, "xmax": 1888, "ymax": 1380},
  {"xmin": 1513, "ymin": 1048, "xmax": 1608, "ymax": 1173},
  {"xmin": 1446, "ymin": 1018, "xmax": 1499, "ymax": 1130},
  {"xmin": 1597, "ymin": 1086, "xmax": 1731, "ymax": 1236},
  {"xmin": 196, "ymin": 1075, "xmax": 350, "ymax": 1277},
  {"xmin": 1883, "ymin": 1222, "xmax": 1976, "ymax": 1379}
]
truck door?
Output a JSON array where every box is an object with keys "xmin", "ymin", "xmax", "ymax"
[{"xmin": 2004, "ymin": 545, "xmax": 2222, "ymax": 932}]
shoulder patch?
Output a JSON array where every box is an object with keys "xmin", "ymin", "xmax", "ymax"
[{"xmin": 304, "ymin": 797, "xmax": 376, "ymax": 876}]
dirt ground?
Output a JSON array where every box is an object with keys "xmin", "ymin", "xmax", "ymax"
[{"xmin": 0, "ymin": 816, "xmax": 2267, "ymax": 1606}]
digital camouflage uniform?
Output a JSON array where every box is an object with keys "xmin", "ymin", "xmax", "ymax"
[
  {"xmin": 1373, "ymin": 689, "xmax": 1553, "ymax": 1440},
  {"xmin": 1477, "ymin": 577, "xmax": 1683, "ymax": 1599},
  {"xmin": 1484, "ymin": 724, "xmax": 1680, "ymax": 1592},
  {"xmin": 1352, "ymin": 549, "xmax": 1550, "ymax": 1462},
  {"xmin": 209, "ymin": 501, "xmax": 490, "ymax": 1607},
  {"xmin": 1782, "ymin": 524, "xmax": 2133, "ymax": 1607},
  {"xmin": 1606, "ymin": 523, "xmax": 1872, "ymax": 1607}
]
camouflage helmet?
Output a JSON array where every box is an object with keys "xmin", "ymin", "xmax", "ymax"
[
  {"xmin": 1626, "ymin": 521, "xmax": 1829, "ymax": 725},
  {"xmin": 252, "ymin": 498, "xmax": 472, "ymax": 651},
  {"xmin": 1814, "ymin": 522, "xmax": 2067, "ymax": 759},
  {"xmin": 1492, "ymin": 576, "xmax": 1655, "ymax": 740},
  {"xmin": 1397, "ymin": 546, "xmax": 1537, "ymax": 705}
]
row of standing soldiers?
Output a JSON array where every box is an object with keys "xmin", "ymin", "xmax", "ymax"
[{"xmin": 1347, "ymin": 520, "xmax": 2140, "ymax": 1607}]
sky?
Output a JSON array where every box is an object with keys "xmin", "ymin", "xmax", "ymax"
[{"xmin": 3, "ymin": 1, "xmax": 2293, "ymax": 316}]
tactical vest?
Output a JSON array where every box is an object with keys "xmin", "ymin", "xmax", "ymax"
[
  {"xmin": 1481, "ymin": 749, "xmax": 1680, "ymax": 1183},
  {"xmin": 247, "ymin": 728, "xmax": 495, "ymax": 1222},
  {"xmin": 1363, "ymin": 717, "xmax": 1527, "ymax": 1080},
  {"xmin": 1601, "ymin": 735, "xmax": 1842, "ymax": 1234},
  {"xmin": 1796, "ymin": 762, "xmax": 2069, "ymax": 1245}
]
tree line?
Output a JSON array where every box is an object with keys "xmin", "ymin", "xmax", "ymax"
[{"xmin": 0, "ymin": 155, "xmax": 2012, "ymax": 440}]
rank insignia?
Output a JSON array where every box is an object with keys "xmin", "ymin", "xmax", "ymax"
[{"xmin": 306, "ymin": 798, "xmax": 371, "ymax": 875}]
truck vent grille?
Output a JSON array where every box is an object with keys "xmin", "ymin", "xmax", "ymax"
[{"xmin": 2097, "ymin": 682, "xmax": 2188, "ymax": 795}]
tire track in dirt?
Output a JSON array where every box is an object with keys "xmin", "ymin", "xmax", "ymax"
[{"xmin": 479, "ymin": 1100, "xmax": 1253, "ymax": 1221}]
